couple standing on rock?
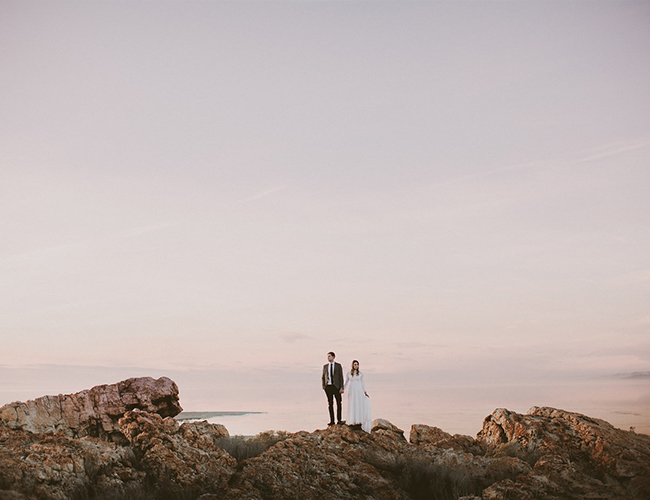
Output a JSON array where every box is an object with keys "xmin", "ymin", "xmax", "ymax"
[{"xmin": 322, "ymin": 351, "xmax": 372, "ymax": 433}]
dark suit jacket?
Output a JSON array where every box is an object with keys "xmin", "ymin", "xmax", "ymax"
[{"xmin": 322, "ymin": 362, "xmax": 344, "ymax": 390}]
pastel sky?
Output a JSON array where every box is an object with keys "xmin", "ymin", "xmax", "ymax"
[{"xmin": 1, "ymin": 1, "xmax": 649, "ymax": 433}]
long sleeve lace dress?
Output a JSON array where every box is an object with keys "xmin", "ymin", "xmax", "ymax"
[{"xmin": 343, "ymin": 371, "xmax": 372, "ymax": 433}]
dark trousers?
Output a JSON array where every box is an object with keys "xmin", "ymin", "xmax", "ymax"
[{"xmin": 325, "ymin": 385, "xmax": 342, "ymax": 423}]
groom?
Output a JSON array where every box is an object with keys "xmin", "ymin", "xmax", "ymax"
[{"xmin": 322, "ymin": 351, "xmax": 344, "ymax": 426}]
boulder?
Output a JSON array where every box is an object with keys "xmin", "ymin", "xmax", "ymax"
[
  {"xmin": 118, "ymin": 409, "xmax": 236, "ymax": 497},
  {"xmin": 476, "ymin": 406, "xmax": 650, "ymax": 499},
  {"xmin": 223, "ymin": 424, "xmax": 410, "ymax": 500},
  {"xmin": 0, "ymin": 425, "xmax": 144, "ymax": 500},
  {"xmin": 371, "ymin": 418, "xmax": 405, "ymax": 438},
  {"xmin": 410, "ymin": 423, "xmax": 486, "ymax": 455},
  {"xmin": 0, "ymin": 377, "xmax": 181, "ymax": 443}
]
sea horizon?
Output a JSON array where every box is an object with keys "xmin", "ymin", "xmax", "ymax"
[
  {"xmin": 173, "ymin": 402, "xmax": 649, "ymax": 439},
  {"xmin": 2, "ymin": 365, "xmax": 648, "ymax": 438},
  {"xmin": 173, "ymin": 376, "xmax": 650, "ymax": 438}
]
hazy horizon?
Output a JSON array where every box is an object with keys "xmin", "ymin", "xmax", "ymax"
[{"xmin": 2, "ymin": 1, "xmax": 649, "ymax": 435}]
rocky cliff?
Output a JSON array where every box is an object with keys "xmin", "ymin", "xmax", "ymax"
[
  {"xmin": 0, "ymin": 378, "xmax": 648, "ymax": 500},
  {"xmin": 0, "ymin": 376, "xmax": 181, "ymax": 443}
]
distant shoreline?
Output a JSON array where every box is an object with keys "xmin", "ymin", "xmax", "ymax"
[{"xmin": 175, "ymin": 411, "xmax": 266, "ymax": 421}]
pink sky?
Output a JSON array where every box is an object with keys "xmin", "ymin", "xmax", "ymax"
[{"xmin": 1, "ymin": 1, "xmax": 649, "ymax": 435}]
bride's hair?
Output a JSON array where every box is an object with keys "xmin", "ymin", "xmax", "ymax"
[{"xmin": 350, "ymin": 360, "xmax": 360, "ymax": 376}]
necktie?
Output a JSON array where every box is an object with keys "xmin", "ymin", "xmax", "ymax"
[{"xmin": 330, "ymin": 363, "xmax": 333, "ymax": 384}]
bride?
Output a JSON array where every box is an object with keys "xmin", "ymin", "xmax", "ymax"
[{"xmin": 343, "ymin": 360, "xmax": 372, "ymax": 432}]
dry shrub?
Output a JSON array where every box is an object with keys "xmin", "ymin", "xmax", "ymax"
[
  {"xmin": 365, "ymin": 452, "xmax": 480, "ymax": 500},
  {"xmin": 215, "ymin": 430, "xmax": 291, "ymax": 462}
]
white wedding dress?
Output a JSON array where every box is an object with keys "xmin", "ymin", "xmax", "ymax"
[{"xmin": 344, "ymin": 371, "xmax": 372, "ymax": 433}]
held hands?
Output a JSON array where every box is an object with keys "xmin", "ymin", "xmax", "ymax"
[{"xmin": 340, "ymin": 389, "xmax": 344, "ymax": 394}]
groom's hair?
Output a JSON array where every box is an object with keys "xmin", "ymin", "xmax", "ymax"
[{"xmin": 328, "ymin": 351, "xmax": 336, "ymax": 358}]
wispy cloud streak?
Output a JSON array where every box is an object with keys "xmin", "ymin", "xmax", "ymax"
[
  {"xmin": 431, "ymin": 138, "xmax": 650, "ymax": 190},
  {"xmin": 240, "ymin": 186, "xmax": 287, "ymax": 204},
  {"xmin": 574, "ymin": 140, "xmax": 650, "ymax": 164},
  {"xmin": 0, "ymin": 222, "xmax": 175, "ymax": 265}
]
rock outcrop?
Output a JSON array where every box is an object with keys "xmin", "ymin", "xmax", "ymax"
[
  {"xmin": 1, "ymin": 379, "xmax": 648, "ymax": 500},
  {"xmin": 119, "ymin": 409, "xmax": 236, "ymax": 497},
  {"xmin": 474, "ymin": 406, "xmax": 650, "ymax": 499},
  {"xmin": 0, "ymin": 425, "xmax": 144, "ymax": 500},
  {"xmin": 0, "ymin": 377, "xmax": 181, "ymax": 443},
  {"xmin": 410, "ymin": 423, "xmax": 486, "ymax": 455}
]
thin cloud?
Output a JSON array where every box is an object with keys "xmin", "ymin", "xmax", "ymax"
[
  {"xmin": 240, "ymin": 186, "xmax": 287, "ymax": 204},
  {"xmin": 574, "ymin": 139, "xmax": 650, "ymax": 164},
  {"xmin": 431, "ymin": 138, "xmax": 650, "ymax": 190},
  {"xmin": 0, "ymin": 221, "xmax": 175, "ymax": 265},
  {"xmin": 0, "ymin": 241, "xmax": 85, "ymax": 265},
  {"xmin": 112, "ymin": 222, "xmax": 175, "ymax": 240},
  {"xmin": 633, "ymin": 316, "xmax": 650, "ymax": 326},
  {"xmin": 278, "ymin": 332, "xmax": 311, "ymax": 343},
  {"xmin": 614, "ymin": 269, "xmax": 650, "ymax": 286},
  {"xmin": 615, "ymin": 372, "xmax": 650, "ymax": 380},
  {"xmin": 34, "ymin": 300, "xmax": 99, "ymax": 315},
  {"xmin": 430, "ymin": 160, "xmax": 546, "ymax": 189},
  {"xmin": 424, "ymin": 156, "xmax": 570, "ymax": 199},
  {"xmin": 393, "ymin": 341, "xmax": 448, "ymax": 350}
]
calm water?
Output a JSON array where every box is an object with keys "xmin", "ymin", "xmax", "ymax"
[
  {"xmin": 176, "ymin": 377, "xmax": 650, "ymax": 437},
  {"xmin": 2, "ymin": 366, "xmax": 647, "ymax": 438}
]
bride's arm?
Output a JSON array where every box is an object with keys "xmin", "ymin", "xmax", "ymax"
[
  {"xmin": 344, "ymin": 373, "xmax": 350, "ymax": 390},
  {"xmin": 360, "ymin": 372, "xmax": 368, "ymax": 396}
]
